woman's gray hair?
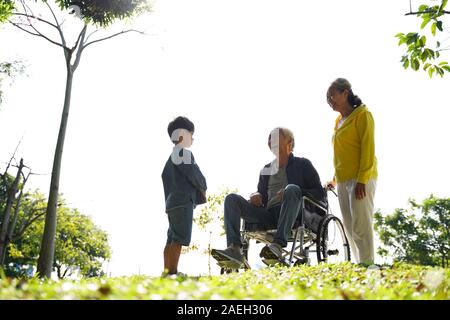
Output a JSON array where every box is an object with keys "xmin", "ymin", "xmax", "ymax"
[{"xmin": 328, "ymin": 78, "xmax": 363, "ymax": 108}]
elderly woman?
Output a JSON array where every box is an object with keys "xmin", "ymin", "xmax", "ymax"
[
  {"xmin": 211, "ymin": 127, "xmax": 325, "ymax": 268},
  {"xmin": 326, "ymin": 78, "xmax": 378, "ymax": 265}
]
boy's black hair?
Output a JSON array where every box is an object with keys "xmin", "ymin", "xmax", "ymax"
[{"xmin": 167, "ymin": 116, "xmax": 195, "ymax": 139}]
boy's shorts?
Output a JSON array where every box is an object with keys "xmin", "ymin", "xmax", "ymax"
[{"xmin": 166, "ymin": 205, "xmax": 194, "ymax": 246}]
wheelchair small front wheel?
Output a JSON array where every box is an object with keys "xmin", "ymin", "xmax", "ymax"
[
  {"xmin": 220, "ymin": 267, "xmax": 239, "ymax": 274},
  {"xmin": 316, "ymin": 215, "xmax": 351, "ymax": 264}
]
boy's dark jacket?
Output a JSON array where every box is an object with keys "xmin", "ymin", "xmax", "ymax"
[
  {"xmin": 257, "ymin": 154, "xmax": 326, "ymax": 207},
  {"xmin": 162, "ymin": 148, "xmax": 207, "ymax": 212}
]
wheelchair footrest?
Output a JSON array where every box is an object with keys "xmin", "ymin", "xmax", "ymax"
[{"xmin": 261, "ymin": 258, "xmax": 289, "ymax": 267}]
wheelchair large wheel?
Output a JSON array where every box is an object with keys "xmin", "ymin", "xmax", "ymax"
[{"xmin": 316, "ymin": 214, "xmax": 351, "ymax": 263}]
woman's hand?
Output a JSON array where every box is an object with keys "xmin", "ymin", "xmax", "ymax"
[
  {"xmin": 325, "ymin": 179, "xmax": 336, "ymax": 190},
  {"xmin": 355, "ymin": 183, "xmax": 366, "ymax": 200}
]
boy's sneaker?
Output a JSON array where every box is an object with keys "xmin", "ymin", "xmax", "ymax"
[
  {"xmin": 211, "ymin": 246, "xmax": 249, "ymax": 269},
  {"xmin": 161, "ymin": 271, "xmax": 188, "ymax": 278}
]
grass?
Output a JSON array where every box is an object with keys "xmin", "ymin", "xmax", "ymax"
[{"xmin": 0, "ymin": 262, "xmax": 448, "ymax": 300}]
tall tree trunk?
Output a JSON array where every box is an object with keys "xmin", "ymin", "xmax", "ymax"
[
  {"xmin": 0, "ymin": 159, "xmax": 23, "ymax": 264},
  {"xmin": 0, "ymin": 178, "xmax": 26, "ymax": 265},
  {"xmin": 37, "ymin": 68, "xmax": 74, "ymax": 278},
  {"xmin": 7, "ymin": 181, "xmax": 25, "ymax": 243}
]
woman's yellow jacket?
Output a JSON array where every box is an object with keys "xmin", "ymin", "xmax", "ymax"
[{"xmin": 333, "ymin": 105, "xmax": 378, "ymax": 184}]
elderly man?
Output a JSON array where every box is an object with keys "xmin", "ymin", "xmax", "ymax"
[{"xmin": 211, "ymin": 127, "xmax": 325, "ymax": 268}]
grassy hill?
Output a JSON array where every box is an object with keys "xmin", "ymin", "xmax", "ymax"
[{"xmin": 0, "ymin": 262, "xmax": 448, "ymax": 300}]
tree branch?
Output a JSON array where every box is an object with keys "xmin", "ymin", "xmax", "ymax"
[
  {"xmin": 405, "ymin": 10, "xmax": 450, "ymax": 16},
  {"xmin": 11, "ymin": 12, "xmax": 58, "ymax": 29},
  {"xmin": 62, "ymin": 267, "xmax": 70, "ymax": 279},
  {"xmin": 82, "ymin": 29, "xmax": 145, "ymax": 51},
  {"xmin": 72, "ymin": 25, "xmax": 87, "ymax": 52},
  {"xmin": 44, "ymin": 0, "xmax": 69, "ymax": 61},
  {"xmin": 9, "ymin": 21, "xmax": 65, "ymax": 48},
  {"xmin": 56, "ymin": 264, "xmax": 62, "ymax": 279},
  {"xmin": 16, "ymin": 0, "xmax": 49, "ymax": 42},
  {"xmin": 13, "ymin": 209, "xmax": 45, "ymax": 241},
  {"xmin": 72, "ymin": 25, "xmax": 88, "ymax": 71},
  {"xmin": 7, "ymin": 170, "xmax": 30, "ymax": 241},
  {"xmin": 1, "ymin": 138, "xmax": 22, "ymax": 185},
  {"xmin": 85, "ymin": 29, "xmax": 99, "ymax": 43}
]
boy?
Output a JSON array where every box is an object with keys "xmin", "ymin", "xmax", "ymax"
[{"xmin": 161, "ymin": 116, "xmax": 207, "ymax": 276}]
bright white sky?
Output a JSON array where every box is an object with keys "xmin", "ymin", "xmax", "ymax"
[{"xmin": 0, "ymin": 0, "xmax": 449, "ymax": 277}]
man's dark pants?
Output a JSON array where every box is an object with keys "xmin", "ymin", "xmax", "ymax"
[{"xmin": 224, "ymin": 184, "xmax": 303, "ymax": 248}]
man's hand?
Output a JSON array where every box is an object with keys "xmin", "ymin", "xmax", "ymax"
[
  {"xmin": 355, "ymin": 183, "xmax": 366, "ymax": 200},
  {"xmin": 249, "ymin": 192, "xmax": 263, "ymax": 207}
]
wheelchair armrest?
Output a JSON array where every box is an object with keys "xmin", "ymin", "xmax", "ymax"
[{"xmin": 303, "ymin": 196, "xmax": 327, "ymax": 215}]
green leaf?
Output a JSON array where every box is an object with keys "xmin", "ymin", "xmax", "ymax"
[
  {"xmin": 440, "ymin": 0, "xmax": 448, "ymax": 11},
  {"xmin": 442, "ymin": 65, "xmax": 450, "ymax": 72},
  {"xmin": 407, "ymin": 33, "xmax": 419, "ymax": 44},
  {"xmin": 428, "ymin": 66, "xmax": 434, "ymax": 78},
  {"xmin": 398, "ymin": 37, "xmax": 407, "ymax": 46},
  {"xmin": 421, "ymin": 50, "xmax": 429, "ymax": 62},
  {"xmin": 436, "ymin": 21, "xmax": 443, "ymax": 32},
  {"xmin": 423, "ymin": 63, "xmax": 431, "ymax": 71},
  {"xmin": 403, "ymin": 59, "xmax": 410, "ymax": 69},
  {"xmin": 428, "ymin": 49, "xmax": 436, "ymax": 59},
  {"xmin": 412, "ymin": 59, "xmax": 420, "ymax": 71},
  {"xmin": 438, "ymin": 61, "xmax": 448, "ymax": 66},
  {"xmin": 421, "ymin": 18, "xmax": 431, "ymax": 29},
  {"xmin": 420, "ymin": 35, "xmax": 427, "ymax": 46},
  {"xmin": 395, "ymin": 32, "xmax": 405, "ymax": 38},
  {"xmin": 406, "ymin": 32, "xmax": 417, "ymax": 38},
  {"xmin": 431, "ymin": 23, "xmax": 437, "ymax": 36}
]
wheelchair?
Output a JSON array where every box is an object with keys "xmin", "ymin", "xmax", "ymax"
[{"xmin": 219, "ymin": 188, "xmax": 351, "ymax": 274}]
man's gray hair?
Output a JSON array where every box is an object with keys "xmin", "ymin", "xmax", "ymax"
[{"xmin": 271, "ymin": 127, "xmax": 295, "ymax": 150}]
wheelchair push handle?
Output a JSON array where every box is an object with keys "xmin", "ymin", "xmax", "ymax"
[{"xmin": 324, "ymin": 184, "xmax": 338, "ymax": 197}]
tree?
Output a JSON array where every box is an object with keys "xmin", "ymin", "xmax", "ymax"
[
  {"xmin": 0, "ymin": 0, "xmax": 14, "ymax": 22},
  {"xmin": 1, "ymin": 2, "xmax": 25, "ymax": 106},
  {"xmin": 2, "ymin": 191, "xmax": 111, "ymax": 278},
  {"xmin": 189, "ymin": 188, "xmax": 237, "ymax": 276},
  {"xmin": 396, "ymin": 0, "xmax": 450, "ymax": 77},
  {"xmin": 0, "ymin": 60, "xmax": 25, "ymax": 106},
  {"xmin": 0, "ymin": 158, "xmax": 25, "ymax": 263},
  {"xmin": 374, "ymin": 195, "xmax": 449, "ymax": 268},
  {"xmin": 6, "ymin": 0, "xmax": 151, "ymax": 278}
]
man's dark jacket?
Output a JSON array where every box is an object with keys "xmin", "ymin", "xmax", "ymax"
[
  {"xmin": 257, "ymin": 153, "xmax": 326, "ymax": 207},
  {"xmin": 162, "ymin": 148, "xmax": 207, "ymax": 212}
]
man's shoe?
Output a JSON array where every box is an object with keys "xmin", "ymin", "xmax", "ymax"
[
  {"xmin": 260, "ymin": 242, "xmax": 283, "ymax": 260},
  {"xmin": 211, "ymin": 246, "xmax": 248, "ymax": 269},
  {"xmin": 260, "ymin": 243, "xmax": 288, "ymax": 266}
]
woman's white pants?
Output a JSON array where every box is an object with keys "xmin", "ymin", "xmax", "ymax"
[{"xmin": 337, "ymin": 179, "xmax": 377, "ymax": 265}]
